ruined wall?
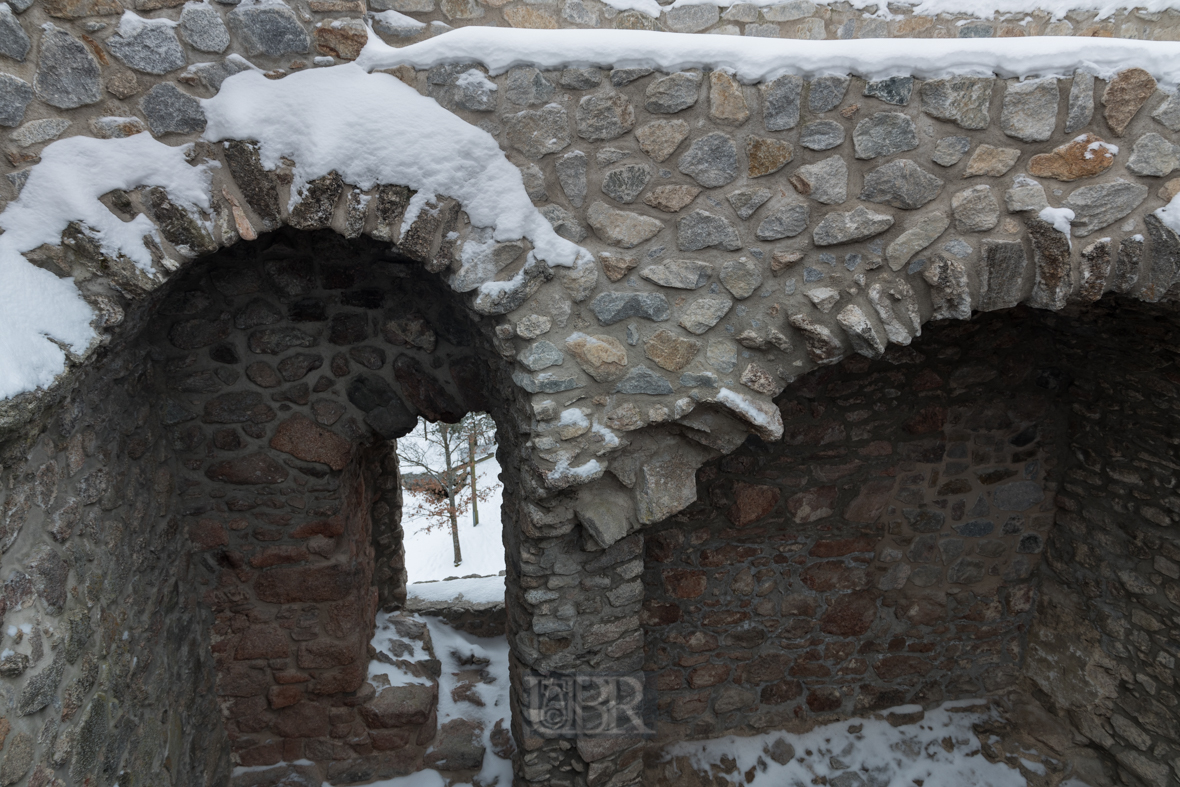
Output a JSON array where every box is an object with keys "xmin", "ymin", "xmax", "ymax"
[{"xmin": 642, "ymin": 305, "xmax": 1061, "ymax": 741}]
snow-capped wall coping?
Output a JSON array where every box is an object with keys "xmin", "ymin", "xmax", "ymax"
[
  {"xmin": 603, "ymin": 0, "xmax": 1180, "ymax": 21},
  {"xmin": 359, "ymin": 27, "xmax": 1180, "ymax": 87}
]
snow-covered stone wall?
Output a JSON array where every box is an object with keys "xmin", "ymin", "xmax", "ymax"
[{"xmin": 1, "ymin": 2, "xmax": 1180, "ymax": 787}]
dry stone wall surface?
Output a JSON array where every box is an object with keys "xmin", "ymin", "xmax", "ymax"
[{"xmin": 642, "ymin": 305, "xmax": 1060, "ymax": 742}]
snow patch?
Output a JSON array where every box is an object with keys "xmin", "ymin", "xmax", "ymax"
[
  {"xmin": 1039, "ymin": 205, "xmax": 1075, "ymax": 245},
  {"xmin": 408, "ymin": 575, "xmax": 505, "ymax": 604},
  {"xmin": 1154, "ymin": 195, "xmax": 1180, "ymax": 236},
  {"xmin": 597, "ymin": 0, "xmax": 1180, "ymax": 21}
]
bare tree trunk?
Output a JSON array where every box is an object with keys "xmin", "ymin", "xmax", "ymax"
[
  {"xmin": 442, "ymin": 425, "xmax": 462, "ymax": 566},
  {"xmin": 469, "ymin": 432, "xmax": 479, "ymax": 527}
]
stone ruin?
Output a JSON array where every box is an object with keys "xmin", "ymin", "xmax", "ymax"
[{"xmin": 0, "ymin": 0, "xmax": 1179, "ymax": 785}]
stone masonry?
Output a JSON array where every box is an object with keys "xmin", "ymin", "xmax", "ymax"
[{"xmin": 0, "ymin": 1, "xmax": 1179, "ymax": 786}]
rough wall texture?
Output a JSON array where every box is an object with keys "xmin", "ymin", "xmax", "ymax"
[{"xmin": 0, "ymin": 1, "xmax": 1180, "ymax": 786}]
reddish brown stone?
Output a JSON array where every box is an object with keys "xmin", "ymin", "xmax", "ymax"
[
  {"xmin": 810, "ymin": 536, "xmax": 878, "ymax": 557},
  {"xmin": 393, "ymin": 356, "xmax": 465, "ymax": 423},
  {"xmin": 873, "ymin": 655, "xmax": 935, "ymax": 680},
  {"xmin": 1027, "ymin": 133, "xmax": 1117, "ymax": 181},
  {"xmin": 646, "ymin": 530, "xmax": 683, "ymax": 563},
  {"xmin": 169, "ymin": 317, "xmax": 231, "ymax": 350},
  {"xmin": 640, "ymin": 599, "xmax": 681, "ymax": 626},
  {"xmin": 220, "ymin": 664, "xmax": 271, "ymax": 697},
  {"xmin": 255, "ymin": 563, "xmax": 359, "ymax": 603},
  {"xmin": 206, "ymin": 454, "xmax": 289, "ymax": 485},
  {"xmin": 312, "ymin": 662, "xmax": 366, "ymax": 695},
  {"xmin": 274, "ymin": 670, "xmax": 312, "ymax": 684},
  {"xmin": 269, "ymin": 684, "xmax": 304, "ymax": 709},
  {"xmin": 786, "ymin": 486, "xmax": 837, "ymax": 523},
  {"xmin": 903, "ymin": 405, "xmax": 947, "ymax": 434},
  {"xmin": 298, "ymin": 638, "xmax": 360, "ymax": 669},
  {"xmin": 806, "ymin": 687, "xmax": 843, "ymax": 712},
  {"xmin": 270, "ymin": 414, "xmax": 353, "ymax": 471},
  {"xmin": 913, "ymin": 369, "xmax": 943, "ymax": 391},
  {"xmin": 291, "ymin": 516, "xmax": 345, "ymax": 539},
  {"xmin": 448, "ymin": 356, "xmax": 492, "ymax": 412},
  {"xmin": 801, "ymin": 561, "xmax": 870, "ymax": 592},
  {"xmin": 898, "ymin": 597, "xmax": 946, "ymax": 626},
  {"xmin": 274, "ymin": 701, "xmax": 332, "ymax": 738},
  {"xmin": 702, "ymin": 610, "xmax": 749, "ymax": 627},
  {"xmin": 819, "ymin": 592, "xmax": 878, "ymax": 636},
  {"xmin": 669, "ymin": 692, "xmax": 710, "ymax": 721},
  {"xmin": 727, "ymin": 482, "xmax": 781, "ymax": 526},
  {"xmin": 1103, "ymin": 68, "xmax": 1156, "ymax": 136},
  {"xmin": 843, "ymin": 477, "xmax": 896, "ymax": 523},
  {"xmin": 741, "ymin": 653, "xmax": 792, "ymax": 684},
  {"xmin": 250, "ymin": 546, "xmax": 310, "ymax": 568},
  {"xmin": 189, "ymin": 518, "xmax": 228, "ymax": 549},
  {"xmin": 314, "ymin": 21, "xmax": 367, "ymax": 60},
  {"xmin": 760, "ymin": 679, "xmax": 802, "ymax": 704},
  {"xmin": 369, "ymin": 728, "xmax": 412, "ymax": 751},
  {"xmin": 203, "ymin": 391, "xmax": 276, "ymax": 424},
  {"xmin": 662, "ymin": 569, "xmax": 707, "ymax": 599},
  {"xmin": 238, "ymin": 742, "xmax": 283, "ymax": 767},
  {"xmin": 687, "ymin": 664, "xmax": 731, "ymax": 688},
  {"xmin": 359, "ymin": 684, "xmax": 437, "ymax": 728},
  {"xmin": 236, "ymin": 625, "xmax": 290, "ymax": 660},
  {"xmin": 699, "ymin": 544, "xmax": 761, "ymax": 567},
  {"xmin": 855, "ymin": 685, "xmax": 909, "ymax": 712}
]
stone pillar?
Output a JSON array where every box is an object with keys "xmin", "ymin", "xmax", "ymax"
[{"xmin": 368, "ymin": 443, "xmax": 406, "ymax": 610}]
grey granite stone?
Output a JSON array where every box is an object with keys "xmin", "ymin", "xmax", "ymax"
[
  {"xmin": 979, "ymin": 239, "xmax": 1028, "ymax": 311},
  {"xmin": 755, "ymin": 201, "xmax": 810, "ymax": 240},
  {"xmin": 923, "ymin": 255, "xmax": 971, "ymax": 320},
  {"xmin": 679, "ymin": 296, "xmax": 733, "ymax": 334},
  {"xmin": 227, "ymin": 2, "xmax": 310, "ymax": 56},
  {"xmin": 576, "ymin": 92, "xmax": 634, "ymax": 141},
  {"xmin": 727, "ymin": 186, "xmax": 772, "ymax": 219},
  {"xmin": 9, "ymin": 117, "xmax": 69, "ymax": 147},
  {"xmin": 614, "ymin": 364, "xmax": 674, "ymax": 394},
  {"xmin": 812, "ymin": 205, "xmax": 893, "ymax": 246},
  {"xmin": 886, "ymin": 212, "xmax": 949, "ymax": 271},
  {"xmin": 184, "ymin": 56, "xmax": 251, "ymax": 91},
  {"xmin": 453, "ymin": 68, "xmax": 497, "ymax": 111},
  {"xmin": 556, "ymin": 150, "xmax": 587, "ymax": 207},
  {"xmin": 611, "ymin": 67, "xmax": 653, "ymax": 86},
  {"xmin": 853, "ymin": 112, "xmax": 919, "ymax": 160},
  {"xmin": 591, "ymin": 292, "xmax": 671, "ymax": 324},
  {"xmin": 677, "ymin": 132, "xmax": 738, "ymax": 188},
  {"xmin": 1127, "ymin": 132, "xmax": 1180, "ymax": 177},
  {"xmin": 808, "ymin": 75, "xmax": 849, "ymax": 113},
  {"xmin": 951, "ymin": 185, "xmax": 999, "ymax": 233},
  {"xmin": 505, "ymin": 66, "xmax": 555, "ymax": 106},
  {"xmin": 678, "ymin": 208, "xmax": 741, "ymax": 250},
  {"xmin": 602, "ymin": 162, "xmax": 652, "ymax": 204},
  {"xmin": 540, "ymin": 204, "xmax": 587, "ymax": 242},
  {"xmin": 932, "ymin": 136, "xmax": 971, "ymax": 167},
  {"xmin": 1064, "ymin": 179, "xmax": 1148, "ymax": 237},
  {"xmin": 141, "ymin": 83, "xmax": 206, "ymax": 135},
  {"xmin": 1000, "ymin": 77, "xmax": 1059, "ymax": 142},
  {"xmin": 859, "ymin": 159, "xmax": 943, "ymax": 210},
  {"xmin": 719, "ymin": 258, "xmax": 762, "ymax": 299},
  {"xmin": 994, "ymin": 480, "xmax": 1044, "ymax": 511},
  {"xmin": 639, "ymin": 259, "xmax": 712, "ymax": 289},
  {"xmin": 1151, "ymin": 89, "xmax": 1180, "ymax": 132},
  {"xmin": 586, "ymin": 201, "xmax": 661, "ymax": 247},
  {"xmin": 788, "ymin": 313, "xmax": 844, "ymax": 364},
  {"xmin": 665, "ymin": 3, "xmax": 718, "ymax": 32},
  {"xmin": 512, "ymin": 370, "xmax": 582, "ymax": 393},
  {"xmin": 0, "ymin": 4, "xmax": 29, "ymax": 62},
  {"xmin": 799, "ymin": 119, "xmax": 845, "ymax": 151},
  {"xmin": 837, "ymin": 304, "xmax": 884, "ymax": 358},
  {"xmin": 645, "ymin": 71, "xmax": 702, "ymax": 114},
  {"xmin": 560, "ymin": 68, "xmax": 601, "ymax": 90},
  {"xmin": 788, "ymin": 155, "xmax": 847, "ymax": 205},
  {"xmin": 920, "ymin": 76, "xmax": 994, "ymax": 130},
  {"xmin": 0, "ymin": 73, "xmax": 32, "ymax": 126},
  {"xmin": 864, "ymin": 76, "xmax": 912, "ymax": 106},
  {"xmin": 179, "ymin": 2, "xmax": 230, "ymax": 53},
  {"xmin": 518, "ymin": 340, "xmax": 564, "ymax": 371},
  {"xmin": 1004, "ymin": 174, "xmax": 1049, "ymax": 213},
  {"xmin": 108, "ymin": 18, "xmax": 186, "ymax": 75},
  {"xmin": 760, "ymin": 74, "xmax": 802, "ymax": 131},
  {"xmin": 1065, "ymin": 70, "xmax": 1095, "ymax": 134},
  {"xmin": 505, "ymin": 105, "xmax": 571, "ymax": 159},
  {"xmin": 34, "ymin": 25, "xmax": 101, "ymax": 109}
]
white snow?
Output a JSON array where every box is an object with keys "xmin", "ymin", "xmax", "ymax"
[
  {"xmin": 1083, "ymin": 137, "xmax": 1118, "ymax": 159},
  {"xmin": 0, "ymin": 134, "xmax": 211, "ymax": 399},
  {"xmin": 596, "ymin": 0, "xmax": 1180, "ymax": 21},
  {"xmin": 202, "ymin": 64, "xmax": 586, "ymax": 268},
  {"xmin": 455, "ymin": 67, "xmax": 496, "ymax": 92},
  {"xmin": 408, "ymin": 575, "xmax": 505, "ymax": 604},
  {"xmin": 359, "ymin": 27, "xmax": 1180, "ymax": 86},
  {"xmin": 557, "ymin": 408, "xmax": 589, "ymax": 429},
  {"xmin": 1154, "ymin": 195, "xmax": 1180, "ymax": 236},
  {"xmin": 115, "ymin": 9, "xmax": 176, "ymax": 32},
  {"xmin": 368, "ymin": 610, "xmax": 432, "ymax": 687},
  {"xmin": 665, "ymin": 700, "xmax": 1028, "ymax": 787},
  {"xmin": 1039, "ymin": 205, "xmax": 1076, "ymax": 244}
]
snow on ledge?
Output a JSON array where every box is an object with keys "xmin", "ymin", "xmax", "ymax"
[
  {"xmin": 358, "ymin": 27, "xmax": 1180, "ymax": 86},
  {"xmin": 599, "ymin": 0, "xmax": 1180, "ymax": 21}
]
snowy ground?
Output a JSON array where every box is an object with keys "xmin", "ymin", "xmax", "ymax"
[{"xmin": 398, "ymin": 427, "xmax": 506, "ymax": 586}]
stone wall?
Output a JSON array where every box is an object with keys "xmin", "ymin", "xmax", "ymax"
[{"xmin": 642, "ymin": 305, "xmax": 1059, "ymax": 742}]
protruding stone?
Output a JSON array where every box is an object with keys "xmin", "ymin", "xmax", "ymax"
[
  {"xmin": 644, "ymin": 329, "xmax": 700, "ymax": 371},
  {"xmin": 809, "ymin": 75, "xmax": 849, "ymax": 113},
  {"xmin": 886, "ymin": 212, "xmax": 949, "ymax": 271},
  {"xmin": 932, "ymin": 136, "xmax": 971, "ymax": 167},
  {"xmin": 1076, "ymin": 238, "xmax": 1112, "ymax": 302},
  {"xmin": 591, "ymin": 292, "xmax": 670, "ymax": 324},
  {"xmin": 1112, "ymin": 235, "xmax": 1143, "ymax": 293},
  {"xmin": 868, "ymin": 279, "xmax": 919, "ymax": 344},
  {"xmin": 756, "ymin": 201, "xmax": 810, "ymax": 241},
  {"xmin": 1004, "ymin": 174, "xmax": 1049, "ymax": 213},
  {"xmin": 228, "ymin": 2, "xmax": 310, "ymax": 56},
  {"xmin": 746, "ymin": 136, "xmax": 792, "ymax": 177},
  {"xmin": 564, "ymin": 332, "xmax": 628, "ymax": 381},
  {"xmin": 678, "ymin": 132, "xmax": 739, "ymax": 188},
  {"xmin": 761, "ymin": 74, "xmax": 802, "ymax": 131},
  {"xmin": 739, "ymin": 362, "xmax": 781, "ymax": 395},
  {"xmin": 636, "ymin": 119, "xmax": 689, "ymax": 162},
  {"xmin": 859, "ymin": 159, "xmax": 943, "ymax": 210},
  {"xmin": 557, "ymin": 150, "xmax": 588, "ymax": 207},
  {"xmin": 788, "ymin": 314, "xmax": 843, "ymax": 365},
  {"xmin": 864, "ymin": 76, "xmax": 912, "ymax": 106},
  {"xmin": 1025, "ymin": 216, "xmax": 1073, "ymax": 310},
  {"xmin": 1103, "ymin": 67, "xmax": 1156, "ymax": 136},
  {"xmin": 644, "ymin": 184, "xmax": 700, "ymax": 213},
  {"xmin": 1065, "ymin": 71, "xmax": 1095, "ymax": 133},
  {"xmin": 614, "ymin": 364, "xmax": 674, "ymax": 394},
  {"xmin": 720, "ymin": 258, "xmax": 763, "ymax": 299},
  {"xmin": 0, "ymin": 74, "xmax": 31, "ymax": 127},
  {"xmin": 504, "ymin": 104, "xmax": 571, "ymax": 159},
  {"xmin": 1127, "ymin": 132, "xmax": 1180, "ymax": 177},
  {"xmin": 963, "ymin": 145, "xmax": 1021, "ymax": 177},
  {"xmin": 1064, "ymin": 179, "xmax": 1148, "ymax": 237},
  {"xmin": 1143, "ymin": 213, "xmax": 1180, "ymax": 301},
  {"xmin": 34, "ymin": 25, "xmax": 101, "ymax": 109},
  {"xmin": 837, "ymin": 304, "xmax": 884, "ymax": 358},
  {"xmin": 576, "ymin": 92, "xmax": 634, "ymax": 141},
  {"xmin": 645, "ymin": 71, "xmax": 702, "ymax": 114},
  {"xmin": 799, "ymin": 120, "xmax": 845, "ymax": 151},
  {"xmin": 920, "ymin": 76, "xmax": 994, "ymax": 130},
  {"xmin": 141, "ymin": 83, "xmax": 206, "ymax": 135},
  {"xmin": 600, "ymin": 252, "xmax": 639, "ymax": 282},
  {"xmin": 1028, "ymin": 133, "xmax": 1116, "ymax": 181},
  {"xmin": 0, "ymin": 5, "xmax": 29, "ymax": 62},
  {"xmin": 180, "ymin": 1, "xmax": 230, "ymax": 53},
  {"xmin": 922, "ymin": 255, "xmax": 971, "ymax": 320},
  {"xmin": 587, "ymin": 201, "xmax": 663, "ymax": 248},
  {"xmin": 853, "ymin": 112, "xmax": 919, "ymax": 160},
  {"xmin": 789, "ymin": 156, "xmax": 847, "ymax": 205},
  {"xmin": 710, "ymin": 70, "xmax": 749, "ymax": 125},
  {"xmin": 640, "ymin": 259, "xmax": 712, "ymax": 289},
  {"xmin": 979, "ymin": 239, "xmax": 1028, "ymax": 311},
  {"xmin": 951, "ymin": 185, "xmax": 999, "ymax": 233},
  {"xmin": 678, "ymin": 209, "xmax": 741, "ymax": 251},
  {"xmin": 813, "ymin": 206, "xmax": 893, "ymax": 246},
  {"xmin": 679, "ymin": 296, "xmax": 733, "ymax": 334},
  {"xmin": 1000, "ymin": 77, "xmax": 1059, "ymax": 142},
  {"xmin": 727, "ymin": 186, "xmax": 772, "ymax": 219},
  {"xmin": 805, "ymin": 286, "xmax": 840, "ymax": 313}
]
